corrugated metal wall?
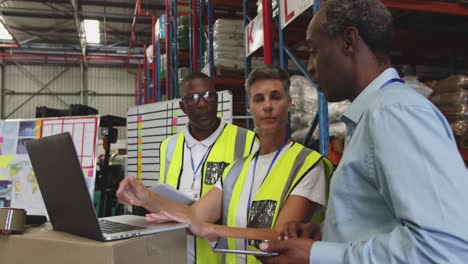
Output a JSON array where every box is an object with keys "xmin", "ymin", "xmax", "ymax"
[
  {"xmin": 88, "ymin": 67, "xmax": 135, "ymax": 139},
  {"xmin": 2, "ymin": 64, "xmax": 135, "ymax": 139},
  {"xmin": 4, "ymin": 64, "xmax": 82, "ymax": 119}
]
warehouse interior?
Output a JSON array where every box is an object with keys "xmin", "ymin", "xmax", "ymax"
[{"xmin": 0, "ymin": 1, "xmax": 468, "ymax": 262}]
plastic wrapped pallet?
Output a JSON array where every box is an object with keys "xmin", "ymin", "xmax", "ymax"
[
  {"xmin": 290, "ymin": 75, "xmax": 318, "ymax": 131},
  {"xmin": 209, "ymin": 18, "xmax": 309, "ymax": 72},
  {"xmin": 328, "ymin": 100, "xmax": 351, "ymax": 123},
  {"xmin": 289, "ymin": 75, "xmax": 350, "ymax": 142},
  {"xmin": 214, "ymin": 19, "xmax": 244, "ymax": 34},
  {"xmin": 212, "ymin": 48, "xmax": 245, "ymax": 61},
  {"xmin": 312, "ymin": 122, "xmax": 347, "ymax": 140},
  {"xmin": 452, "ymin": 120, "xmax": 468, "ymax": 136},
  {"xmin": 429, "ymin": 75, "xmax": 468, "ymax": 138},
  {"xmin": 433, "ymin": 75, "xmax": 468, "ymax": 93},
  {"xmin": 291, "ymin": 122, "xmax": 348, "ymax": 143},
  {"xmin": 431, "ymin": 89, "xmax": 467, "ymax": 106},
  {"xmin": 210, "ymin": 19, "xmax": 245, "ymax": 71},
  {"xmin": 290, "ymin": 75, "xmax": 318, "ymax": 114},
  {"xmin": 213, "ymin": 39, "xmax": 244, "ymax": 49},
  {"xmin": 437, "ymin": 104, "xmax": 468, "ymax": 120}
]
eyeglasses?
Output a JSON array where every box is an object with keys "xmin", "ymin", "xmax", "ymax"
[{"xmin": 182, "ymin": 90, "xmax": 218, "ymax": 106}]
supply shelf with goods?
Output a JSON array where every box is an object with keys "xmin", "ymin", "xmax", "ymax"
[
  {"xmin": 243, "ymin": 0, "xmax": 331, "ymax": 157},
  {"xmin": 194, "ymin": 0, "xmax": 251, "ymax": 127},
  {"xmin": 145, "ymin": 1, "xmax": 191, "ymax": 103},
  {"xmin": 153, "ymin": 0, "xmax": 191, "ymax": 101},
  {"xmin": 129, "ymin": 0, "xmax": 159, "ymax": 105},
  {"xmin": 381, "ymin": 1, "xmax": 468, "ymax": 162}
]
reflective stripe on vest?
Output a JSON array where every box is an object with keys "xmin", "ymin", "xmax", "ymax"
[
  {"xmin": 159, "ymin": 124, "xmax": 256, "ymax": 192},
  {"xmin": 220, "ymin": 142, "xmax": 332, "ymax": 264},
  {"xmin": 160, "ymin": 132, "xmax": 185, "ymax": 186}
]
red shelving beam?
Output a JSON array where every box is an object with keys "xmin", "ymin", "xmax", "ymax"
[
  {"xmin": 262, "ymin": 0, "xmax": 273, "ymax": 64},
  {"xmin": 383, "ymin": 0, "xmax": 468, "ymax": 16},
  {"xmin": 458, "ymin": 148, "xmax": 468, "ymax": 161}
]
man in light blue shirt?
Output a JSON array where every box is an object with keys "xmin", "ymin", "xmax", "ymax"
[{"xmin": 259, "ymin": 0, "xmax": 468, "ymax": 263}]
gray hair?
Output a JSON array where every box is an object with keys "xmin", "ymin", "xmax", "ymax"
[
  {"xmin": 179, "ymin": 72, "xmax": 212, "ymax": 97},
  {"xmin": 322, "ymin": 0, "xmax": 393, "ymax": 61},
  {"xmin": 245, "ymin": 65, "xmax": 290, "ymax": 96}
]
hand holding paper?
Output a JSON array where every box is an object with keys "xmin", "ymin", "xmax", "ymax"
[{"xmin": 149, "ymin": 184, "xmax": 196, "ymax": 205}]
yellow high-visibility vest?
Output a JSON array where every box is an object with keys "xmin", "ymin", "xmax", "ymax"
[
  {"xmin": 219, "ymin": 142, "xmax": 333, "ymax": 264},
  {"xmin": 159, "ymin": 123, "xmax": 257, "ymax": 264}
]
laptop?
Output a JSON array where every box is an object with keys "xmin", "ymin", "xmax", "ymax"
[{"xmin": 26, "ymin": 132, "xmax": 188, "ymax": 241}]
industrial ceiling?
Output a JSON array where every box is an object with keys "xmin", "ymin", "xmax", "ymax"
[{"xmin": 0, "ymin": 0, "xmax": 166, "ymax": 65}]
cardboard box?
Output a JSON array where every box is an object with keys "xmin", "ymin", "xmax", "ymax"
[{"xmin": 0, "ymin": 223, "xmax": 187, "ymax": 264}]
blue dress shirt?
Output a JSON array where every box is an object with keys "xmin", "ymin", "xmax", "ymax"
[{"xmin": 310, "ymin": 68, "xmax": 468, "ymax": 263}]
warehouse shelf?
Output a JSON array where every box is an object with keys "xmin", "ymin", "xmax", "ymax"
[
  {"xmin": 459, "ymin": 148, "xmax": 468, "ymax": 161},
  {"xmin": 272, "ymin": 0, "xmax": 330, "ymax": 156},
  {"xmin": 382, "ymin": 1, "xmax": 468, "ymax": 160},
  {"xmin": 213, "ymin": 76, "xmax": 246, "ymax": 88},
  {"xmin": 383, "ymin": 0, "xmax": 468, "ymax": 16},
  {"xmin": 188, "ymin": 0, "xmax": 250, "ymax": 127}
]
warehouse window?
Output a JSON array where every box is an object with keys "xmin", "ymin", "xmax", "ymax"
[
  {"xmin": 0, "ymin": 22, "xmax": 13, "ymax": 40},
  {"xmin": 84, "ymin": 19, "xmax": 100, "ymax": 44}
]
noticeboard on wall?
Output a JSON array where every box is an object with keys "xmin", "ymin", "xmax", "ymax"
[{"xmin": 0, "ymin": 116, "xmax": 99, "ymax": 216}]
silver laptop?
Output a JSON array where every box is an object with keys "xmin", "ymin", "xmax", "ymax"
[{"xmin": 26, "ymin": 132, "xmax": 188, "ymax": 241}]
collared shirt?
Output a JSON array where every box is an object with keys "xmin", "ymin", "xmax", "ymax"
[
  {"xmin": 181, "ymin": 119, "xmax": 225, "ymax": 264},
  {"xmin": 180, "ymin": 119, "xmax": 226, "ymax": 197},
  {"xmin": 310, "ymin": 68, "xmax": 468, "ymax": 263}
]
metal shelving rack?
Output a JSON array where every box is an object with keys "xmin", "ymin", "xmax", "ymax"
[
  {"xmin": 189, "ymin": 0, "xmax": 206, "ymax": 73},
  {"xmin": 243, "ymin": 0, "xmax": 330, "ymax": 156},
  {"xmin": 382, "ymin": 1, "xmax": 468, "ymax": 161},
  {"xmin": 383, "ymin": 0, "xmax": 468, "ymax": 16},
  {"xmin": 154, "ymin": 32, "xmax": 162, "ymax": 101},
  {"xmin": 189, "ymin": 1, "xmax": 250, "ymax": 127},
  {"xmin": 279, "ymin": 0, "xmax": 329, "ymax": 156},
  {"xmin": 149, "ymin": 0, "xmax": 191, "ymax": 101},
  {"xmin": 194, "ymin": 0, "xmax": 246, "ymax": 85}
]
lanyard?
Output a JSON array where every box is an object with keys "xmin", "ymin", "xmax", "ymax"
[
  {"xmin": 185, "ymin": 122, "xmax": 225, "ymax": 191},
  {"xmin": 187, "ymin": 142, "xmax": 212, "ymax": 189},
  {"xmin": 381, "ymin": 78, "xmax": 404, "ymax": 89},
  {"xmin": 246, "ymin": 136, "xmax": 288, "ymax": 223}
]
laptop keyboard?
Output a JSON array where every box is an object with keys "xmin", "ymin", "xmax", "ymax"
[{"xmin": 99, "ymin": 219, "xmax": 144, "ymax": 234}]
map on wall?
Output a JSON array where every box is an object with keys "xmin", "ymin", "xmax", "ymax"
[{"xmin": 0, "ymin": 116, "xmax": 99, "ymax": 217}]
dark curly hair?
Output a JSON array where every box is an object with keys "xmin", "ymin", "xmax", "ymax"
[{"xmin": 322, "ymin": 0, "xmax": 393, "ymax": 62}]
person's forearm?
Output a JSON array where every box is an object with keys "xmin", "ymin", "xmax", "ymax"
[
  {"xmin": 207, "ymin": 223, "xmax": 280, "ymax": 241},
  {"xmin": 143, "ymin": 191, "xmax": 193, "ymax": 217}
]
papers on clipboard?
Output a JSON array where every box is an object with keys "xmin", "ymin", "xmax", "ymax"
[{"xmin": 149, "ymin": 184, "xmax": 196, "ymax": 205}]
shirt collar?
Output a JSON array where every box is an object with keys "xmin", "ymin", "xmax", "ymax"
[
  {"xmin": 341, "ymin": 68, "xmax": 400, "ymax": 125},
  {"xmin": 184, "ymin": 119, "xmax": 225, "ymax": 148}
]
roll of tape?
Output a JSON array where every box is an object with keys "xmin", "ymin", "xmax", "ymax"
[{"xmin": 0, "ymin": 207, "xmax": 26, "ymax": 234}]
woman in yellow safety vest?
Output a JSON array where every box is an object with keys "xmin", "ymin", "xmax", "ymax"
[{"xmin": 117, "ymin": 65, "xmax": 333, "ymax": 264}]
